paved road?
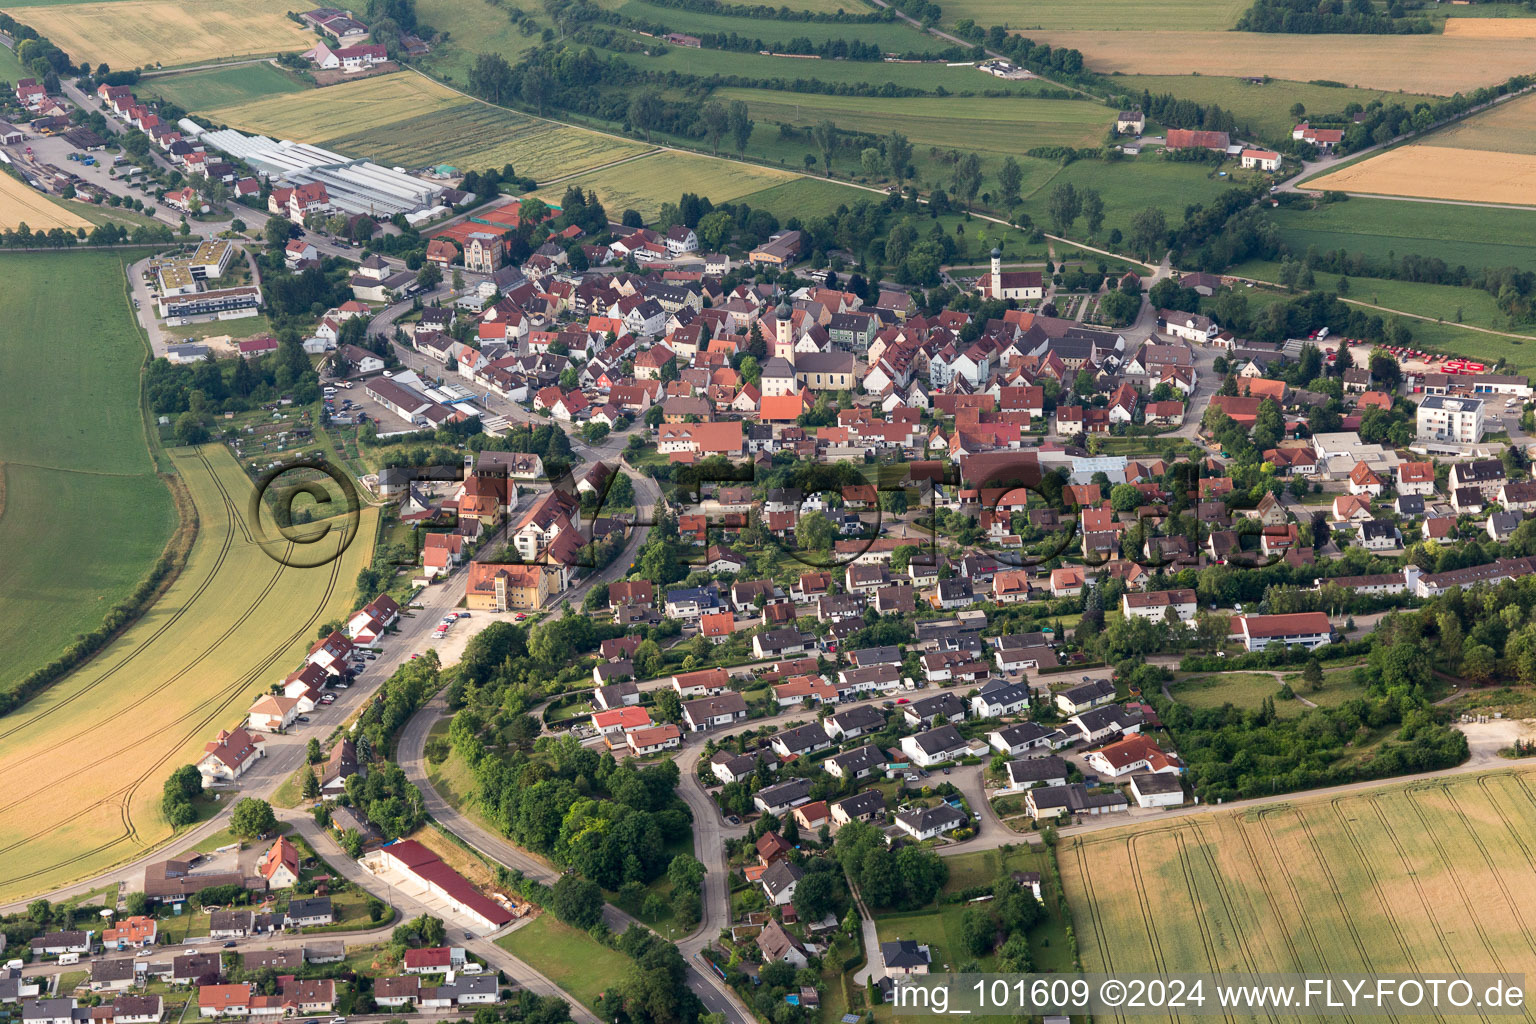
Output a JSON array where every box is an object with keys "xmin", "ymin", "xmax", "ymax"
[
  {"xmin": 398, "ymin": 697, "xmax": 752, "ymax": 1024},
  {"xmin": 279, "ymin": 810, "xmax": 602, "ymax": 1024},
  {"xmin": 0, "ymin": 559, "xmax": 468, "ymax": 916}
]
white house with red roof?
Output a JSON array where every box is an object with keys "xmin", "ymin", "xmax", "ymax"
[
  {"xmin": 1086, "ymin": 734, "xmax": 1180, "ymax": 778},
  {"xmin": 197, "ymin": 727, "xmax": 266, "ymax": 784},
  {"xmin": 591, "ymin": 706, "xmax": 652, "ymax": 737},
  {"xmin": 258, "ymin": 836, "xmax": 301, "ymax": 888},
  {"xmin": 247, "ymin": 694, "xmax": 301, "ymax": 733},
  {"xmin": 306, "ymin": 630, "xmax": 355, "ymax": 675}
]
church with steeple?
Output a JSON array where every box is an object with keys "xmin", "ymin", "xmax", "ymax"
[{"xmin": 975, "ymin": 247, "xmax": 1044, "ymax": 301}]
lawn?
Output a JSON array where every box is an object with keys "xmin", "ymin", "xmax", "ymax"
[
  {"xmin": 0, "ymin": 251, "xmax": 177, "ymax": 698},
  {"xmin": 496, "ymin": 914, "xmax": 632, "ymax": 1013},
  {"xmin": 1062, "ymin": 768, "xmax": 1536, "ymax": 983},
  {"xmin": 0, "ymin": 0, "xmax": 316, "ymax": 68},
  {"xmin": 1255, "ymin": 196, "xmax": 1536, "ymax": 272},
  {"xmin": 1169, "ymin": 672, "xmax": 1301, "ymax": 715},
  {"xmin": 610, "ymin": 44, "xmax": 1046, "ymax": 93},
  {"xmin": 875, "ymin": 903, "xmax": 990, "ymax": 971},
  {"xmin": 0, "ymin": 446, "xmax": 378, "ymax": 905},
  {"xmin": 710, "ymin": 89, "xmax": 1114, "ymax": 156},
  {"xmin": 139, "ymin": 62, "xmax": 306, "ymax": 111},
  {"xmin": 1107, "ymin": 76, "xmax": 1438, "ymax": 143},
  {"xmin": 411, "ymin": 0, "xmax": 554, "ymax": 83},
  {"xmin": 732, "ymin": 176, "xmax": 872, "ymax": 218},
  {"xmin": 530, "ymin": 150, "xmax": 800, "ymax": 220}
]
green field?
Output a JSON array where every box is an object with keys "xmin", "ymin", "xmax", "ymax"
[
  {"xmin": 712, "ymin": 88, "xmax": 1113, "ymax": 154},
  {"xmin": 1019, "ymin": 156, "xmax": 1259, "ymax": 242},
  {"xmin": 611, "ymin": 0, "xmax": 948, "ymax": 52},
  {"xmin": 0, "ymin": 252, "xmax": 176, "ymax": 696},
  {"xmin": 411, "ymin": 0, "xmax": 554, "ymax": 83},
  {"xmin": 1169, "ymin": 672, "xmax": 1307, "ymax": 717},
  {"xmin": 734, "ymin": 175, "xmax": 873, "ymax": 218},
  {"xmin": 531, "ymin": 150, "xmax": 799, "ymax": 219},
  {"xmin": 1256, "ymin": 197, "xmax": 1536, "ymax": 272},
  {"xmin": 1109, "ymin": 75, "xmax": 1438, "ymax": 142},
  {"xmin": 938, "ymin": 0, "xmax": 1246, "ymax": 31},
  {"xmin": 1229, "ymin": 261, "xmax": 1536, "ymax": 340},
  {"xmin": 0, "ymin": 36, "xmax": 29, "ymax": 80},
  {"xmin": 1063, "ymin": 768, "xmax": 1536, "ymax": 1019},
  {"xmin": 139, "ymin": 62, "xmax": 305, "ymax": 111},
  {"xmin": 496, "ymin": 915, "xmax": 633, "ymax": 1013},
  {"xmin": 0, "ymin": 446, "xmax": 378, "ymax": 903},
  {"xmin": 612, "ymin": 44, "xmax": 1044, "ymax": 92}
]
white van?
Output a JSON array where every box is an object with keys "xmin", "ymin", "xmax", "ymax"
[
  {"xmin": 58, "ymin": 953, "xmax": 80, "ymax": 965},
  {"xmin": 5, "ymin": 958, "xmax": 23, "ymax": 970}
]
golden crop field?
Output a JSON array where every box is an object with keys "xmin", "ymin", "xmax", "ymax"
[
  {"xmin": 208, "ymin": 72, "xmax": 462, "ymax": 141},
  {"xmin": 0, "ymin": 446, "xmax": 377, "ymax": 904},
  {"xmin": 1019, "ymin": 30, "xmax": 1536, "ymax": 93},
  {"xmin": 1419, "ymin": 91, "xmax": 1536, "ymax": 155},
  {"xmin": 1442, "ymin": 16, "xmax": 1536, "ymax": 37},
  {"xmin": 1063, "ymin": 769, "xmax": 1536, "ymax": 1023},
  {"xmin": 1, "ymin": 0, "xmax": 315, "ymax": 68},
  {"xmin": 1307, "ymin": 145, "xmax": 1536, "ymax": 206},
  {"xmin": 531, "ymin": 150, "xmax": 800, "ymax": 220},
  {"xmin": 0, "ymin": 171, "xmax": 89, "ymax": 231}
]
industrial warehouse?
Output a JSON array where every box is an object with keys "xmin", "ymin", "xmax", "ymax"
[{"xmin": 190, "ymin": 124, "xmax": 449, "ymax": 222}]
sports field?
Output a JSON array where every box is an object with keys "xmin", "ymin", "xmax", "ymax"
[
  {"xmin": 1021, "ymin": 30, "xmax": 1534, "ymax": 93},
  {"xmin": 711, "ymin": 89, "xmax": 1114, "ymax": 154},
  {"xmin": 0, "ymin": 0, "xmax": 315, "ymax": 68},
  {"xmin": 1109, "ymin": 76, "xmax": 1438, "ymax": 142},
  {"xmin": 139, "ymin": 62, "xmax": 305, "ymax": 112},
  {"xmin": 0, "ymin": 171, "xmax": 91, "ymax": 232},
  {"xmin": 1307, "ymin": 146, "xmax": 1536, "ymax": 207},
  {"xmin": 0, "ymin": 251, "xmax": 174, "ymax": 697},
  {"xmin": 0, "ymin": 446, "xmax": 377, "ymax": 903},
  {"xmin": 207, "ymin": 73, "xmax": 645, "ymax": 182},
  {"xmin": 531, "ymin": 150, "xmax": 800, "ymax": 219},
  {"xmin": 1064, "ymin": 769, "xmax": 1536, "ymax": 1014}
]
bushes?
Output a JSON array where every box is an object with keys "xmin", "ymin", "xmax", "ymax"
[{"xmin": 161, "ymin": 764, "xmax": 203, "ymax": 827}]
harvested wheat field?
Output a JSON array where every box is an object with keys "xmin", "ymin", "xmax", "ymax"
[
  {"xmin": 208, "ymin": 72, "xmax": 462, "ymax": 141},
  {"xmin": 2, "ymin": 0, "xmax": 315, "ymax": 68},
  {"xmin": 1442, "ymin": 16, "xmax": 1536, "ymax": 37},
  {"xmin": 1308, "ymin": 145, "xmax": 1536, "ymax": 206},
  {"xmin": 1021, "ymin": 30, "xmax": 1535, "ymax": 93},
  {"xmin": 0, "ymin": 172, "xmax": 89, "ymax": 232},
  {"xmin": 0, "ymin": 447, "xmax": 377, "ymax": 903},
  {"xmin": 1063, "ymin": 769, "xmax": 1536, "ymax": 1023},
  {"xmin": 1419, "ymin": 91, "xmax": 1536, "ymax": 155}
]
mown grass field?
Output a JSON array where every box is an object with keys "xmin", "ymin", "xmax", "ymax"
[
  {"xmin": 734, "ymin": 176, "xmax": 871, "ymax": 218},
  {"xmin": 531, "ymin": 150, "xmax": 799, "ymax": 219},
  {"xmin": 1063, "ymin": 768, "xmax": 1536, "ymax": 1019},
  {"xmin": 207, "ymin": 73, "xmax": 646, "ymax": 182},
  {"xmin": 608, "ymin": 0, "xmax": 947, "ymax": 52},
  {"xmin": 1, "ymin": 0, "xmax": 315, "ymax": 67},
  {"xmin": 0, "ymin": 446, "xmax": 377, "ymax": 904},
  {"xmin": 711, "ymin": 88, "xmax": 1113, "ymax": 154},
  {"xmin": 1257, "ymin": 197, "xmax": 1536, "ymax": 271},
  {"xmin": 139, "ymin": 62, "xmax": 306, "ymax": 111},
  {"xmin": 1419, "ymin": 90, "xmax": 1536, "ymax": 155},
  {"xmin": 0, "ymin": 251, "xmax": 175, "ymax": 696},
  {"xmin": 941, "ymin": 0, "xmax": 1246, "ymax": 32},
  {"xmin": 496, "ymin": 915, "xmax": 632, "ymax": 1013},
  {"xmin": 1229, "ymin": 260, "xmax": 1536, "ymax": 338},
  {"xmin": 1169, "ymin": 672, "xmax": 1302, "ymax": 715},
  {"xmin": 0, "ymin": 171, "xmax": 91, "ymax": 231},
  {"xmin": 1108, "ymin": 76, "xmax": 1437, "ymax": 142},
  {"xmin": 411, "ymin": 0, "xmax": 554, "ymax": 83},
  {"xmin": 1023, "ymin": 30, "xmax": 1534, "ymax": 94}
]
